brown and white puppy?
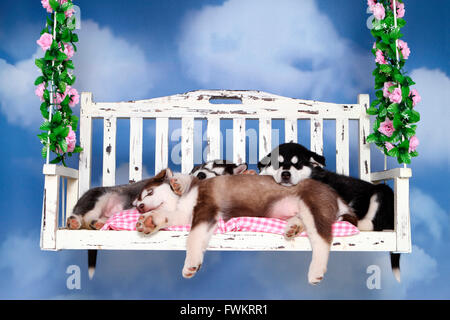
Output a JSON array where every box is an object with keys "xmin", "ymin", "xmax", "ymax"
[{"xmin": 134, "ymin": 169, "xmax": 354, "ymax": 285}]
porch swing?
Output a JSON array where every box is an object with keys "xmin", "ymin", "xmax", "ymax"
[{"xmin": 40, "ymin": 2, "xmax": 412, "ymax": 272}]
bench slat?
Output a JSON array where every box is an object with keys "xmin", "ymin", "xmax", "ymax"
[
  {"xmin": 285, "ymin": 119, "xmax": 298, "ymax": 143},
  {"xmin": 358, "ymin": 94, "xmax": 371, "ymax": 181},
  {"xmin": 310, "ymin": 117, "xmax": 323, "ymax": 155},
  {"xmin": 206, "ymin": 117, "xmax": 221, "ymax": 161},
  {"xmin": 336, "ymin": 118, "xmax": 349, "ymax": 175},
  {"xmin": 103, "ymin": 116, "xmax": 117, "ymax": 186},
  {"xmin": 259, "ymin": 118, "xmax": 271, "ymax": 161},
  {"xmin": 233, "ymin": 118, "xmax": 246, "ymax": 164},
  {"xmin": 79, "ymin": 92, "xmax": 93, "ymax": 195},
  {"xmin": 129, "ymin": 117, "xmax": 143, "ymax": 183},
  {"xmin": 182, "ymin": 117, "xmax": 194, "ymax": 174},
  {"xmin": 155, "ymin": 118, "xmax": 169, "ymax": 175}
]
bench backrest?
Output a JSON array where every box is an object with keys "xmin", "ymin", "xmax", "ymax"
[{"xmin": 78, "ymin": 90, "xmax": 371, "ymax": 196}]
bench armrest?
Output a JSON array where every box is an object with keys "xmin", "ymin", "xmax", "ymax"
[
  {"xmin": 370, "ymin": 167, "xmax": 412, "ymax": 254},
  {"xmin": 41, "ymin": 164, "xmax": 79, "ymax": 250},
  {"xmin": 43, "ymin": 164, "xmax": 79, "ymax": 179},
  {"xmin": 370, "ymin": 168, "xmax": 412, "ymax": 183}
]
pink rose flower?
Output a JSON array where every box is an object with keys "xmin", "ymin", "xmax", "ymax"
[
  {"xmin": 37, "ymin": 33, "xmax": 53, "ymax": 51},
  {"xmin": 41, "ymin": 0, "xmax": 52, "ymax": 13},
  {"xmin": 398, "ymin": 40, "xmax": 410, "ymax": 59},
  {"xmin": 35, "ymin": 83, "xmax": 46, "ymax": 102},
  {"xmin": 372, "ymin": 3, "xmax": 386, "ymax": 20},
  {"xmin": 383, "ymin": 82, "xmax": 395, "ymax": 98},
  {"xmin": 409, "ymin": 89, "xmax": 421, "ymax": 106},
  {"xmin": 375, "ymin": 50, "xmax": 387, "ymax": 64},
  {"xmin": 391, "ymin": 1, "xmax": 405, "ymax": 18},
  {"xmin": 385, "ymin": 142, "xmax": 395, "ymax": 152},
  {"xmin": 68, "ymin": 87, "xmax": 80, "ymax": 107},
  {"xmin": 409, "ymin": 135, "xmax": 419, "ymax": 153},
  {"xmin": 378, "ymin": 118, "xmax": 395, "ymax": 137},
  {"xmin": 66, "ymin": 126, "xmax": 77, "ymax": 153},
  {"xmin": 368, "ymin": 0, "xmax": 377, "ymax": 7},
  {"xmin": 56, "ymin": 126, "xmax": 77, "ymax": 154},
  {"xmin": 389, "ymin": 87, "xmax": 402, "ymax": 104},
  {"xmin": 63, "ymin": 43, "xmax": 75, "ymax": 60}
]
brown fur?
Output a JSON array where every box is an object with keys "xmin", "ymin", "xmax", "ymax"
[{"xmin": 190, "ymin": 175, "xmax": 345, "ymax": 244}]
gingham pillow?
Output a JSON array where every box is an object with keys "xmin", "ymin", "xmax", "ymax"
[{"xmin": 100, "ymin": 208, "xmax": 359, "ymax": 237}]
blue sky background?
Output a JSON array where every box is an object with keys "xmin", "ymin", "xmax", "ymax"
[{"xmin": 0, "ymin": 0, "xmax": 449, "ymax": 299}]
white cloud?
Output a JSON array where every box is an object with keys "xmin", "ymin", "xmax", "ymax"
[
  {"xmin": 0, "ymin": 20, "xmax": 158, "ymax": 128},
  {"xmin": 410, "ymin": 187, "xmax": 449, "ymax": 243},
  {"xmin": 409, "ymin": 68, "xmax": 450, "ymax": 165},
  {"xmin": 178, "ymin": 0, "xmax": 371, "ymax": 101}
]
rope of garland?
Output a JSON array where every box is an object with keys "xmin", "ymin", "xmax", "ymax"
[
  {"xmin": 35, "ymin": 0, "xmax": 82, "ymax": 167},
  {"xmin": 366, "ymin": 0, "xmax": 421, "ymax": 165}
]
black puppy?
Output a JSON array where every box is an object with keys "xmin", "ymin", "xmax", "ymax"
[{"xmin": 258, "ymin": 142, "xmax": 399, "ymax": 280}]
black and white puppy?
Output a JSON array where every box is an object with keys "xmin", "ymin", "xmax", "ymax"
[
  {"xmin": 258, "ymin": 143, "xmax": 400, "ymax": 280},
  {"xmin": 190, "ymin": 160, "xmax": 249, "ymax": 180}
]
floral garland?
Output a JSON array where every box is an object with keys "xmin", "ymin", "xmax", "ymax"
[
  {"xmin": 35, "ymin": 0, "xmax": 82, "ymax": 166},
  {"xmin": 366, "ymin": 0, "xmax": 420, "ymax": 164}
]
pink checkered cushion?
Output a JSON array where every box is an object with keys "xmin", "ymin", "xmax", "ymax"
[{"xmin": 100, "ymin": 208, "xmax": 359, "ymax": 237}]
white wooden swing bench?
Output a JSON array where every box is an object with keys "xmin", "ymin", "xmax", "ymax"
[{"xmin": 41, "ymin": 90, "xmax": 412, "ymax": 254}]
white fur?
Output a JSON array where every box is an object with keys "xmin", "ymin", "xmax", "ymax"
[
  {"xmin": 357, "ymin": 194, "xmax": 379, "ymax": 231},
  {"xmin": 291, "ymin": 156, "xmax": 298, "ymax": 164},
  {"xmin": 261, "ymin": 165, "xmax": 312, "ymax": 186},
  {"xmin": 297, "ymin": 199, "xmax": 330, "ymax": 285}
]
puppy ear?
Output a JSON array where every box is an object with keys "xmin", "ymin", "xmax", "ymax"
[
  {"xmin": 257, "ymin": 153, "xmax": 271, "ymax": 171},
  {"xmin": 309, "ymin": 152, "xmax": 326, "ymax": 167},
  {"xmin": 233, "ymin": 163, "xmax": 248, "ymax": 175},
  {"xmin": 155, "ymin": 168, "xmax": 174, "ymax": 181}
]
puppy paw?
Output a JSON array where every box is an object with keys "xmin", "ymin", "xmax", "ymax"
[
  {"xmin": 283, "ymin": 217, "xmax": 304, "ymax": 240},
  {"xmin": 67, "ymin": 216, "xmax": 81, "ymax": 230},
  {"xmin": 136, "ymin": 213, "xmax": 156, "ymax": 234},
  {"xmin": 89, "ymin": 220, "xmax": 105, "ymax": 230},
  {"xmin": 182, "ymin": 252, "xmax": 204, "ymax": 279},
  {"xmin": 308, "ymin": 263, "xmax": 326, "ymax": 285}
]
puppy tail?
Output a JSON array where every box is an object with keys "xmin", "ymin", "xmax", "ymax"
[
  {"xmin": 88, "ymin": 249, "xmax": 97, "ymax": 280},
  {"xmin": 390, "ymin": 252, "xmax": 401, "ymax": 283}
]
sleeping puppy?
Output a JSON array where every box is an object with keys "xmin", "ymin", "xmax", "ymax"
[
  {"xmin": 257, "ymin": 142, "xmax": 399, "ymax": 280},
  {"xmin": 134, "ymin": 169, "xmax": 355, "ymax": 285},
  {"xmin": 190, "ymin": 160, "xmax": 254, "ymax": 180},
  {"xmin": 67, "ymin": 159, "xmax": 249, "ymax": 279}
]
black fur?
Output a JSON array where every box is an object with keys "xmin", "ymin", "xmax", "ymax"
[{"xmin": 258, "ymin": 142, "xmax": 399, "ymax": 279}]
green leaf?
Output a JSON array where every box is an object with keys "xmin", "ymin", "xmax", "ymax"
[
  {"xmin": 387, "ymin": 147, "xmax": 399, "ymax": 158},
  {"xmin": 35, "ymin": 58, "xmax": 45, "ymax": 69},
  {"xmin": 366, "ymin": 107, "xmax": 378, "ymax": 115},
  {"xmin": 393, "ymin": 114, "xmax": 403, "ymax": 129},
  {"xmin": 61, "ymin": 1, "xmax": 73, "ymax": 11},
  {"xmin": 56, "ymin": 12, "xmax": 66, "ymax": 24},
  {"xmin": 410, "ymin": 151, "xmax": 419, "ymax": 157},
  {"xmin": 39, "ymin": 121, "xmax": 52, "ymax": 131},
  {"xmin": 408, "ymin": 109, "xmax": 421, "ymax": 123},
  {"xmin": 34, "ymin": 76, "xmax": 45, "ymax": 86},
  {"xmin": 44, "ymin": 50, "xmax": 55, "ymax": 61},
  {"xmin": 73, "ymin": 146, "xmax": 83, "ymax": 153},
  {"xmin": 58, "ymin": 139, "xmax": 68, "ymax": 153},
  {"xmin": 401, "ymin": 86, "xmax": 410, "ymax": 100},
  {"xmin": 50, "ymin": 156, "xmax": 62, "ymax": 164},
  {"xmin": 58, "ymin": 81, "xmax": 67, "ymax": 94},
  {"xmin": 375, "ymin": 90, "xmax": 384, "ymax": 99},
  {"xmin": 43, "ymin": 89, "xmax": 50, "ymax": 101},
  {"xmin": 40, "ymin": 102, "xmax": 49, "ymax": 119},
  {"xmin": 397, "ymin": 18, "xmax": 406, "ymax": 28},
  {"xmin": 380, "ymin": 64, "xmax": 392, "ymax": 73},
  {"xmin": 49, "ymin": 0, "xmax": 59, "ymax": 11},
  {"xmin": 387, "ymin": 103, "xmax": 399, "ymax": 114},
  {"xmin": 71, "ymin": 33, "xmax": 79, "ymax": 43},
  {"xmin": 52, "ymin": 111, "xmax": 62, "ymax": 125},
  {"xmin": 65, "ymin": 60, "xmax": 75, "ymax": 69},
  {"xmin": 61, "ymin": 28, "xmax": 71, "ymax": 42},
  {"xmin": 403, "ymin": 127, "xmax": 416, "ymax": 139}
]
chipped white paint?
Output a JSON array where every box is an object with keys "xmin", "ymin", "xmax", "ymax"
[
  {"xmin": 181, "ymin": 117, "xmax": 194, "ymax": 174},
  {"xmin": 54, "ymin": 230, "xmax": 397, "ymax": 252},
  {"xmin": 285, "ymin": 119, "xmax": 298, "ymax": 143},
  {"xmin": 259, "ymin": 118, "xmax": 271, "ymax": 161},
  {"xmin": 41, "ymin": 90, "xmax": 412, "ymax": 254},
  {"xmin": 129, "ymin": 117, "xmax": 143, "ymax": 183},
  {"xmin": 155, "ymin": 117, "xmax": 169, "ymax": 174},
  {"xmin": 358, "ymin": 94, "xmax": 371, "ymax": 182},
  {"xmin": 233, "ymin": 118, "xmax": 246, "ymax": 164},
  {"xmin": 206, "ymin": 117, "xmax": 221, "ymax": 161},
  {"xmin": 335, "ymin": 118, "xmax": 349, "ymax": 175},
  {"xmin": 103, "ymin": 116, "xmax": 117, "ymax": 187},
  {"xmin": 78, "ymin": 92, "xmax": 93, "ymax": 196},
  {"xmin": 310, "ymin": 117, "xmax": 323, "ymax": 155}
]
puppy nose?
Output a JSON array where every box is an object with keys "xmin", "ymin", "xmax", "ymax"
[
  {"xmin": 281, "ymin": 171, "xmax": 291, "ymax": 180},
  {"xmin": 197, "ymin": 172, "xmax": 207, "ymax": 180},
  {"xmin": 138, "ymin": 203, "xmax": 145, "ymax": 211}
]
